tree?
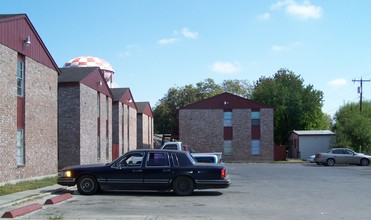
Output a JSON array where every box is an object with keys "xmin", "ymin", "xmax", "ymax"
[
  {"xmin": 251, "ymin": 68, "xmax": 328, "ymax": 145},
  {"xmin": 333, "ymin": 101, "xmax": 371, "ymax": 154},
  {"xmin": 153, "ymin": 78, "xmax": 253, "ymax": 135},
  {"xmin": 221, "ymin": 79, "xmax": 252, "ymax": 99}
]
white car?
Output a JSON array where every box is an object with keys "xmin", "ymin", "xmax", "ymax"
[{"xmin": 308, "ymin": 155, "xmax": 315, "ymax": 163}]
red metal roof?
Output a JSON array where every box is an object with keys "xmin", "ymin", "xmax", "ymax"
[
  {"xmin": 180, "ymin": 92, "xmax": 273, "ymax": 110},
  {"xmin": 0, "ymin": 14, "xmax": 60, "ymax": 74}
]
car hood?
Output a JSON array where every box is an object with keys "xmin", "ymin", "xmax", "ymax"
[{"xmin": 62, "ymin": 163, "xmax": 109, "ymax": 170}]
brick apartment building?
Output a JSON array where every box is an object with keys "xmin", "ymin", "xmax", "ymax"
[
  {"xmin": 58, "ymin": 67, "xmax": 113, "ymax": 169},
  {"xmin": 111, "ymin": 88, "xmax": 138, "ymax": 160},
  {"xmin": 0, "ymin": 14, "xmax": 60, "ymax": 183},
  {"xmin": 179, "ymin": 92, "xmax": 274, "ymax": 162},
  {"xmin": 136, "ymin": 102, "xmax": 154, "ymax": 149}
]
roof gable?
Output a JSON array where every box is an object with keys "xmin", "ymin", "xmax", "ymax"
[
  {"xmin": 111, "ymin": 88, "xmax": 137, "ymax": 110},
  {"xmin": 180, "ymin": 92, "xmax": 273, "ymax": 110},
  {"xmin": 0, "ymin": 14, "xmax": 60, "ymax": 74},
  {"xmin": 59, "ymin": 67, "xmax": 112, "ymax": 98},
  {"xmin": 136, "ymin": 102, "xmax": 153, "ymax": 117}
]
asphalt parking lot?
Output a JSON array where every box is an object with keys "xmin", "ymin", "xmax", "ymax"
[{"xmin": 17, "ymin": 163, "xmax": 371, "ymax": 219}]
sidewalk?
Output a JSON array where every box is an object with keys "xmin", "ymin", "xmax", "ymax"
[{"xmin": 0, "ymin": 184, "xmax": 72, "ymax": 218}]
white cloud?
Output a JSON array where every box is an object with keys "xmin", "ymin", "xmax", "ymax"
[
  {"xmin": 158, "ymin": 38, "xmax": 179, "ymax": 45},
  {"xmin": 272, "ymin": 42, "xmax": 302, "ymax": 51},
  {"xmin": 258, "ymin": 13, "xmax": 271, "ymax": 21},
  {"xmin": 272, "ymin": 45, "xmax": 287, "ymax": 51},
  {"xmin": 328, "ymin": 78, "xmax": 347, "ymax": 88},
  {"xmin": 181, "ymin": 28, "xmax": 198, "ymax": 39},
  {"xmin": 271, "ymin": 0, "xmax": 323, "ymax": 20},
  {"xmin": 211, "ymin": 61, "xmax": 240, "ymax": 74}
]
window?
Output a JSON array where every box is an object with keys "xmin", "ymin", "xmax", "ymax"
[
  {"xmin": 224, "ymin": 112, "xmax": 232, "ymax": 127},
  {"xmin": 97, "ymin": 136, "xmax": 101, "ymax": 160},
  {"xmin": 106, "ymin": 96, "xmax": 109, "ymax": 118},
  {"xmin": 106, "ymin": 138, "xmax": 109, "ymax": 160},
  {"xmin": 118, "ymin": 152, "xmax": 144, "ymax": 167},
  {"xmin": 224, "ymin": 140, "xmax": 232, "ymax": 155},
  {"xmin": 97, "ymin": 93, "xmax": 100, "ymax": 116},
  {"xmin": 17, "ymin": 60, "xmax": 25, "ymax": 96},
  {"xmin": 172, "ymin": 153, "xmax": 179, "ymax": 167},
  {"xmin": 146, "ymin": 152, "xmax": 169, "ymax": 167},
  {"xmin": 17, "ymin": 129, "xmax": 24, "ymax": 165},
  {"xmin": 162, "ymin": 144, "xmax": 177, "ymax": 150},
  {"xmin": 252, "ymin": 140, "xmax": 261, "ymax": 155},
  {"xmin": 251, "ymin": 111, "xmax": 260, "ymax": 126}
]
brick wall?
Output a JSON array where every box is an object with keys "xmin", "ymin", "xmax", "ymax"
[
  {"xmin": 179, "ymin": 109, "xmax": 224, "ymax": 153},
  {"xmin": 121, "ymin": 104, "xmax": 137, "ymax": 153},
  {"xmin": 112, "ymin": 102, "xmax": 123, "ymax": 156},
  {"xmin": 58, "ymin": 84, "xmax": 113, "ymax": 169},
  {"xmin": 0, "ymin": 45, "xmax": 17, "ymax": 182},
  {"xmin": 128, "ymin": 107, "xmax": 137, "ymax": 151},
  {"xmin": 179, "ymin": 108, "xmax": 274, "ymax": 162},
  {"xmin": 58, "ymin": 85, "xmax": 81, "ymax": 169},
  {"xmin": 0, "ymin": 44, "xmax": 58, "ymax": 183},
  {"xmin": 232, "ymin": 109, "xmax": 252, "ymax": 161},
  {"xmin": 137, "ymin": 114, "xmax": 154, "ymax": 149},
  {"xmin": 260, "ymin": 108, "xmax": 274, "ymax": 161},
  {"xmin": 137, "ymin": 114, "xmax": 143, "ymax": 148}
]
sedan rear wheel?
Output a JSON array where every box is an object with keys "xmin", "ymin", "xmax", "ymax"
[
  {"xmin": 360, "ymin": 158, "xmax": 370, "ymax": 166},
  {"xmin": 172, "ymin": 176, "xmax": 194, "ymax": 196},
  {"xmin": 77, "ymin": 175, "xmax": 99, "ymax": 195},
  {"xmin": 326, "ymin": 158, "xmax": 335, "ymax": 166}
]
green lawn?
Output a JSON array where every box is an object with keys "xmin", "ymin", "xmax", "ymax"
[{"xmin": 0, "ymin": 176, "xmax": 58, "ymax": 196}]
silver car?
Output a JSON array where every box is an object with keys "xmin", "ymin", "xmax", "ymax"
[{"xmin": 314, "ymin": 148, "xmax": 371, "ymax": 166}]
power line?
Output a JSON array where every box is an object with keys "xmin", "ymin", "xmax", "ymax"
[{"xmin": 352, "ymin": 77, "xmax": 371, "ymax": 112}]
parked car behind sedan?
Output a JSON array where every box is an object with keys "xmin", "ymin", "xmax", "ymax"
[
  {"xmin": 314, "ymin": 148, "xmax": 371, "ymax": 166},
  {"xmin": 58, "ymin": 149, "xmax": 231, "ymax": 196}
]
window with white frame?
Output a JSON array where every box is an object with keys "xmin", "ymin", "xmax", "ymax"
[
  {"xmin": 224, "ymin": 112, "xmax": 232, "ymax": 127},
  {"xmin": 17, "ymin": 129, "xmax": 24, "ymax": 165},
  {"xmin": 224, "ymin": 140, "xmax": 233, "ymax": 155},
  {"xmin": 251, "ymin": 140, "xmax": 261, "ymax": 155},
  {"xmin": 17, "ymin": 60, "xmax": 25, "ymax": 97},
  {"xmin": 251, "ymin": 111, "xmax": 260, "ymax": 126}
]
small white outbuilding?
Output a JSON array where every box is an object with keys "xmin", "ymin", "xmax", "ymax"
[{"xmin": 288, "ymin": 130, "xmax": 336, "ymax": 160}]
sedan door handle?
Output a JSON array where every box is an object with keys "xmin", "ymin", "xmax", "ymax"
[
  {"xmin": 132, "ymin": 170, "xmax": 142, "ymax": 173},
  {"xmin": 163, "ymin": 169, "xmax": 171, "ymax": 172}
]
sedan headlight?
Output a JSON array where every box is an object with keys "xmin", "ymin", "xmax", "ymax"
[{"xmin": 62, "ymin": 170, "xmax": 72, "ymax": 178}]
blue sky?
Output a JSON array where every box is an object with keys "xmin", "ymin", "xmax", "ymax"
[{"xmin": 2, "ymin": 0, "xmax": 371, "ymax": 117}]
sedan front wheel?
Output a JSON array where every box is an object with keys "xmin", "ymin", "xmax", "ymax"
[
  {"xmin": 77, "ymin": 175, "xmax": 99, "ymax": 195},
  {"xmin": 360, "ymin": 158, "xmax": 370, "ymax": 166}
]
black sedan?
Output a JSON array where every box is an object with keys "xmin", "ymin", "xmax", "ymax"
[{"xmin": 58, "ymin": 149, "xmax": 231, "ymax": 196}]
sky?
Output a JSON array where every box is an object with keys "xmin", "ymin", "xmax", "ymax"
[{"xmin": 2, "ymin": 0, "xmax": 371, "ymax": 117}]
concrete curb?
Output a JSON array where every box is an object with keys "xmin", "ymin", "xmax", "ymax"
[
  {"xmin": 1, "ymin": 203, "xmax": 42, "ymax": 218},
  {"xmin": 44, "ymin": 193, "xmax": 72, "ymax": 205},
  {"xmin": 1, "ymin": 191, "xmax": 72, "ymax": 218}
]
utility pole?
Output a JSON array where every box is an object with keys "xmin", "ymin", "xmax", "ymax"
[{"xmin": 352, "ymin": 78, "xmax": 371, "ymax": 112}]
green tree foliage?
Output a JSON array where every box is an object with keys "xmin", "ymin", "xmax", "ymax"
[
  {"xmin": 251, "ymin": 68, "xmax": 328, "ymax": 145},
  {"xmin": 333, "ymin": 101, "xmax": 371, "ymax": 154},
  {"xmin": 153, "ymin": 78, "xmax": 252, "ymax": 134}
]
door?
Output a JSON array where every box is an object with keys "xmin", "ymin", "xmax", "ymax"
[
  {"xmin": 142, "ymin": 152, "xmax": 173, "ymax": 189},
  {"xmin": 105, "ymin": 152, "xmax": 145, "ymax": 190}
]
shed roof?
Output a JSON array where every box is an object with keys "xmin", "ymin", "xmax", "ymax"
[
  {"xmin": 180, "ymin": 92, "xmax": 273, "ymax": 110},
  {"xmin": 292, "ymin": 130, "xmax": 335, "ymax": 136}
]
